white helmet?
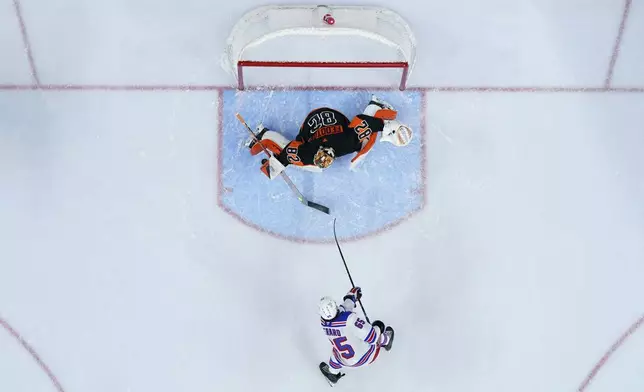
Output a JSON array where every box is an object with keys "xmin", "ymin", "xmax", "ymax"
[
  {"xmin": 319, "ymin": 296, "xmax": 339, "ymax": 320},
  {"xmin": 381, "ymin": 120, "xmax": 413, "ymax": 147}
]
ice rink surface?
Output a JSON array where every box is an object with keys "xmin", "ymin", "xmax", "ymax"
[
  {"xmin": 1, "ymin": 0, "xmax": 644, "ymax": 391},
  {"xmin": 219, "ymin": 89, "xmax": 425, "ymax": 241}
]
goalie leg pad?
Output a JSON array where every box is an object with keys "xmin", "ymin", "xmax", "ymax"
[
  {"xmin": 250, "ymin": 139, "xmax": 282, "ymax": 156},
  {"xmin": 363, "ymin": 95, "xmax": 397, "ymax": 119},
  {"xmin": 262, "ymin": 131, "xmax": 290, "ymax": 149},
  {"xmin": 249, "ymin": 130, "xmax": 290, "ymax": 156}
]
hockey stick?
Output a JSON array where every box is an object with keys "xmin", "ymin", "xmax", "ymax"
[
  {"xmin": 235, "ymin": 113, "xmax": 330, "ymax": 215},
  {"xmin": 333, "ymin": 218, "xmax": 370, "ymax": 323}
]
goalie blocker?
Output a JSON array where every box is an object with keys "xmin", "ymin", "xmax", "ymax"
[{"xmin": 247, "ymin": 95, "xmax": 413, "ymax": 179}]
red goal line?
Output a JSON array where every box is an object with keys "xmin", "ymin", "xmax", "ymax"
[{"xmin": 236, "ymin": 60, "xmax": 410, "ymax": 91}]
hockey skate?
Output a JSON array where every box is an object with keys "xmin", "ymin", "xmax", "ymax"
[
  {"xmin": 383, "ymin": 326, "xmax": 395, "ymax": 351},
  {"xmin": 369, "ymin": 94, "xmax": 394, "ymax": 110},
  {"xmin": 319, "ymin": 362, "xmax": 345, "ymax": 387},
  {"xmin": 244, "ymin": 124, "xmax": 269, "ymax": 148}
]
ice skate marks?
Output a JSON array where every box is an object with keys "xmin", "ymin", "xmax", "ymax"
[{"xmin": 218, "ymin": 89, "xmax": 425, "ymax": 242}]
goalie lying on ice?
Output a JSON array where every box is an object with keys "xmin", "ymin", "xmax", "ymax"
[{"xmin": 246, "ymin": 95, "xmax": 413, "ymax": 179}]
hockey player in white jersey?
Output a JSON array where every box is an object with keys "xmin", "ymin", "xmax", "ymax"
[{"xmin": 318, "ymin": 287, "xmax": 395, "ymax": 385}]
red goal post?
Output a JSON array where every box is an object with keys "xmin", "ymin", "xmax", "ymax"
[
  {"xmin": 237, "ymin": 60, "xmax": 410, "ymax": 90},
  {"xmin": 223, "ymin": 5, "xmax": 416, "ymax": 90}
]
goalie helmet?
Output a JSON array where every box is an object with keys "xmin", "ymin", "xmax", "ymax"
[
  {"xmin": 319, "ymin": 296, "xmax": 339, "ymax": 320},
  {"xmin": 314, "ymin": 146, "xmax": 335, "ymax": 169},
  {"xmin": 381, "ymin": 120, "xmax": 413, "ymax": 147}
]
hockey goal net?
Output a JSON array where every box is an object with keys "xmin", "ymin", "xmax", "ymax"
[{"xmin": 223, "ymin": 5, "xmax": 416, "ymax": 90}]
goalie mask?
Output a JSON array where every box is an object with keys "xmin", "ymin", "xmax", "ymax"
[
  {"xmin": 381, "ymin": 120, "xmax": 413, "ymax": 147},
  {"xmin": 313, "ymin": 146, "xmax": 335, "ymax": 169}
]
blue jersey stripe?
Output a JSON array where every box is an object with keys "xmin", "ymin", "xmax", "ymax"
[
  {"xmin": 352, "ymin": 345, "xmax": 376, "ymax": 367},
  {"xmin": 364, "ymin": 327, "xmax": 376, "ymax": 343},
  {"xmin": 329, "ymin": 358, "xmax": 343, "ymax": 369}
]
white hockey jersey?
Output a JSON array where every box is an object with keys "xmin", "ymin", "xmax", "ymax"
[{"xmin": 321, "ymin": 297, "xmax": 384, "ymax": 369}]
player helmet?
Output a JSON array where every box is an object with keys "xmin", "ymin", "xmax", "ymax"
[
  {"xmin": 319, "ymin": 296, "xmax": 339, "ymax": 320},
  {"xmin": 381, "ymin": 120, "xmax": 413, "ymax": 147},
  {"xmin": 314, "ymin": 146, "xmax": 335, "ymax": 169}
]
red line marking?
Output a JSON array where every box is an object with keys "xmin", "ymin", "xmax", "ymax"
[
  {"xmin": 0, "ymin": 84, "xmax": 643, "ymax": 93},
  {"xmin": 0, "ymin": 84, "xmax": 222, "ymax": 91},
  {"xmin": 605, "ymin": 0, "xmax": 633, "ymax": 87},
  {"xmin": 578, "ymin": 313, "xmax": 644, "ymax": 391},
  {"xmin": 12, "ymin": 0, "xmax": 40, "ymax": 86},
  {"xmin": 218, "ymin": 200, "xmax": 421, "ymax": 244},
  {"xmin": 420, "ymin": 90, "xmax": 427, "ymax": 209},
  {"xmin": 238, "ymin": 60, "xmax": 409, "ymax": 68},
  {"xmin": 240, "ymin": 85, "xmax": 424, "ymax": 92},
  {"xmin": 216, "ymin": 88, "xmax": 224, "ymax": 211},
  {"xmin": 429, "ymin": 86, "xmax": 644, "ymax": 93},
  {"xmin": 0, "ymin": 316, "xmax": 65, "ymax": 392}
]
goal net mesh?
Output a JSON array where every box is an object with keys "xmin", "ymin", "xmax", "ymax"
[{"xmin": 223, "ymin": 5, "xmax": 417, "ymax": 89}]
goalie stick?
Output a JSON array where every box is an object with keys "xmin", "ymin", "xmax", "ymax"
[{"xmin": 235, "ymin": 113, "xmax": 330, "ymax": 215}]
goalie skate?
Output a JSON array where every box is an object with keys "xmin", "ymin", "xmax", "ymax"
[{"xmin": 369, "ymin": 94, "xmax": 394, "ymax": 110}]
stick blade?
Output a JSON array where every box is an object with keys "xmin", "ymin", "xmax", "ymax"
[{"xmin": 307, "ymin": 200, "xmax": 330, "ymax": 215}]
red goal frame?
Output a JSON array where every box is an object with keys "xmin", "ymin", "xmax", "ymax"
[{"xmin": 237, "ymin": 60, "xmax": 410, "ymax": 91}]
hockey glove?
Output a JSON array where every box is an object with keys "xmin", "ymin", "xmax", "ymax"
[
  {"xmin": 371, "ymin": 320, "xmax": 385, "ymax": 333},
  {"xmin": 343, "ymin": 287, "xmax": 362, "ymax": 302}
]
